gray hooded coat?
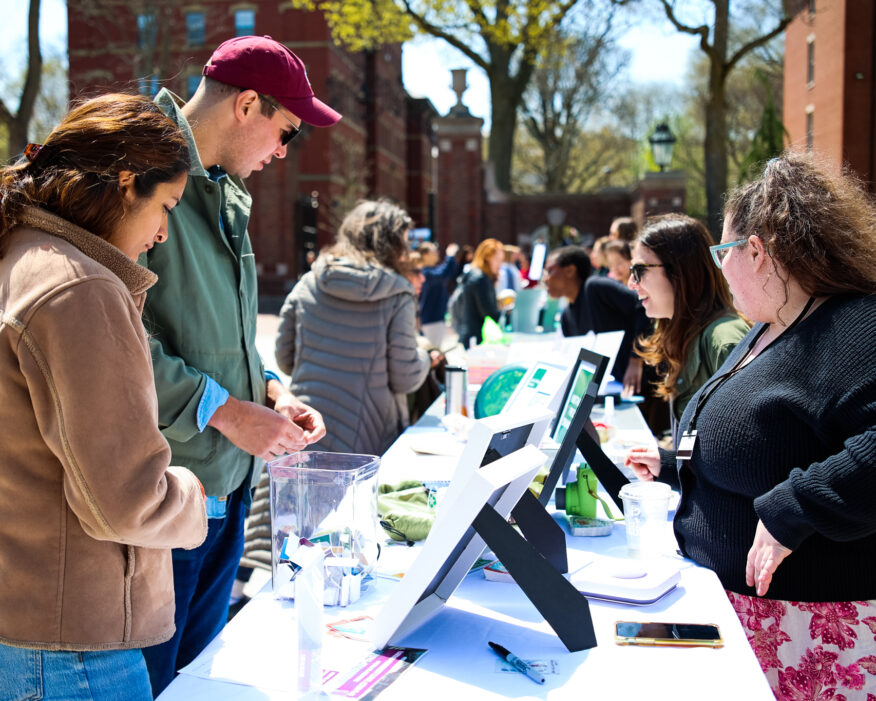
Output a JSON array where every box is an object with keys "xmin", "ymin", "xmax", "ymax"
[{"xmin": 275, "ymin": 255, "xmax": 431, "ymax": 456}]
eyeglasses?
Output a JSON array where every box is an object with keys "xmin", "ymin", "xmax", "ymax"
[
  {"xmin": 629, "ymin": 263, "xmax": 664, "ymax": 284},
  {"xmin": 709, "ymin": 239, "xmax": 747, "ymax": 268},
  {"xmin": 258, "ymin": 94, "xmax": 300, "ymax": 146}
]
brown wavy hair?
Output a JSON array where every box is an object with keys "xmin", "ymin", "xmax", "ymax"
[
  {"xmin": 0, "ymin": 93, "xmax": 190, "ymax": 242},
  {"xmin": 471, "ymin": 238, "xmax": 504, "ymax": 281},
  {"xmin": 329, "ymin": 199, "xmax": 413, "ymax": 275},
  {"xmin": 635, "ymin": 214, "xmax": 745, "ymax": 400},
  {"xmin": 724, "ymin": 152, "xmax": 876, "ymax": 306}
]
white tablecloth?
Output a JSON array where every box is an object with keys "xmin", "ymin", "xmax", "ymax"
[{"xmin": 159, "ymin": 401, "xmax": 773, "ymax": 701}]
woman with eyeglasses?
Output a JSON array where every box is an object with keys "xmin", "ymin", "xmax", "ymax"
[
  {"xmin": 626, "ymin": 213, "xmax": 749, "ymax": 439},
  {"xmin": 0, "ymin": 94, "xmax": 207, "ymax": 700},
  {"xmin": 626, "ymin": 154, "xmax": 876, "ymax": 696}
]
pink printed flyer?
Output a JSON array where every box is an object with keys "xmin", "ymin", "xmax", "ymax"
[{"xmin": 330, "ymin": 646, "xmax": 427, "ymax": 699}]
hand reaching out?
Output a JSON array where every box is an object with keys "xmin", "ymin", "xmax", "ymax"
[
  {"xmin": 272, "ymin": 389, "xmax": 326, "ymax": 445},
  {"xmin": 624, "ymin": 445, "xmax": 660, "ymax": 481},
  {"xmin": 207, "ymin": 396, "xmax": 308, "ymax": 461}
]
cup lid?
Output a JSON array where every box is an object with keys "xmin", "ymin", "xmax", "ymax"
[{"xmin": 619, "ymin": 481, "xmax": 672, "ymax": 499}]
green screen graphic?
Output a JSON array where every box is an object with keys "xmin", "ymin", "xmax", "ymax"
[{"xmin": 553, "ymin": 365, "xmax": 594, "ymax": 444}]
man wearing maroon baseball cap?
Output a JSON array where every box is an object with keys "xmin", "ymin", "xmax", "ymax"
[
  {"xmin": 203, "ymin": 35, "xmax": 341, "ymax": 127},
  {"xmin": 142, "ymin": 36, "xmax": 338, "ymax": 695}
]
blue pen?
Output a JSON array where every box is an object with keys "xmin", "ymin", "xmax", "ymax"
[{"xmin": 488, "ymin": 641, "xmax": 545, "ymax": 684}]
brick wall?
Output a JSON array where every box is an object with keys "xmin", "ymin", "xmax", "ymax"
[
  {"xmin": 68, "ymin": 0, "xmax": 435, "ymax": 295},
  {"xmin": 784, "ymin": 0, "xmax": 876, "ymax": 188}
]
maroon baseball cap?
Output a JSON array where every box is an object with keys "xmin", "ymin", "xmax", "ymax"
[{"xmin": 202, "ymin": 35, "xmax": 341, "ymax": 127}]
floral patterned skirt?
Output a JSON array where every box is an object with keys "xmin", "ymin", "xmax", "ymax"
[{"xmin": 727, "ymin": 590, "xmax": 876, "ymax": 700}]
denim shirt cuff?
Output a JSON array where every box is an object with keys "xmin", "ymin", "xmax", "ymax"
[{"xmin": 197, "ymin": 375, "xmax": 230, "ymax": 432}]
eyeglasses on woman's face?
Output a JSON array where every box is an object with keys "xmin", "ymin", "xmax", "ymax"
[
  {"xmin": 628, "ymin": 262, "xmax": 664, "ymax": 285},
  {"xmin": 709, "ymin": 239, "xmax": 747, "ymax": 268}
]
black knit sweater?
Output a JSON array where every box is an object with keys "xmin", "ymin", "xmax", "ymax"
[{"xmin": 658, "ymin": 293, "xmax": 876, "ymax": 601}]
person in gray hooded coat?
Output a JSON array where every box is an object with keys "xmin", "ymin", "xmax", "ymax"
[{"xmin": 275, "ymin": 200, "xmax": 432, "ymax": 456}]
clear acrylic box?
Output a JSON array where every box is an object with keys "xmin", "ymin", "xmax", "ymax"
[{"xmin": 268, "ymin": 451, "xmax": 380, "ymax": 606}]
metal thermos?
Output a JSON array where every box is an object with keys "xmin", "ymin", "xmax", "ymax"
[{"xmin": 444, "ymin": 365, "xmax": 468, "ymax": 416}]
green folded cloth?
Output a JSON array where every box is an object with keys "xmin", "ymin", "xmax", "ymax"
[{"xmin": 377, "ymin": 481, "xmax": 436, "ymax": 542}]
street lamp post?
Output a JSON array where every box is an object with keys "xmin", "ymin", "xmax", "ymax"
[
  {"xmin": 546, "ymin": 207, "xmax": 566, "ymax": 248},
  {"xmin": 649, "ymin": 123, "xmax": 677, "ymax": 172}
]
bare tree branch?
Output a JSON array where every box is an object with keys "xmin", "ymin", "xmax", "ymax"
[
  {"xmin": 660, "ymin": 0, "xmax": 713, "ymax": 58},
  {"xmin": 726, "ymin": 15, "xmax": 792, "ymax": 72}
]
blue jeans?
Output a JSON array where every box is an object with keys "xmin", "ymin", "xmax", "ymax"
[
  {"xmin": 142, "ymin": 484, "xmax": 248, "ymax": 697},
  {"xmin": 0, "ymin": 643, "xmax": 151, "ymax": 701}
]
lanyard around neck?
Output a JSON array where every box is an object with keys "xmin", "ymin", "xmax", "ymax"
[{"xmin": 686, "ymin": 296, "xmax": 816, "ymax": 432}]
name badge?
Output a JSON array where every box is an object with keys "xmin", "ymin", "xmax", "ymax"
[{"xmin": 677, "ymin": 430, "xmax": 697, "ymax": 461}]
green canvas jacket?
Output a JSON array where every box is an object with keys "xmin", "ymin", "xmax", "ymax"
[
  {"xmin": 143, "ymin": 89, "xmax": 265, "ymax": 497},
  {"xmin": 672, "ymin": 314, "xmax": 751, "ymax": 422}
]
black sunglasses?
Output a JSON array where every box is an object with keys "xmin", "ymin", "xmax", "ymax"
[
  {"xmin": 258, "ymin": 94, "xmax": 300, "ymax": 146},
  {"xmin": 629, "ymin": 262, "xmax": 665, "ymax": 284}
]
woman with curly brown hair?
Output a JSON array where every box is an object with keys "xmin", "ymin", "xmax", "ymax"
[
  {"xmin": 275, "ymin": 200, "xmax": 432, "ymax": 455},
  {"xmin": 627, "ymin": 213, "xmax": 750, "ymax": 440},
  {"xmin": 627, "ymin": 153, "xmax": 876, "ymax": 697}
]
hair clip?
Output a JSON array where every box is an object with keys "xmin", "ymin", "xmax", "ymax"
[
  {"xmin": 24, "ymin": 143, "xmax": 43, "ymax": 162},
  {"xmin": 762, "ymin": 157, "xmax": 778, "ymax": 175}
]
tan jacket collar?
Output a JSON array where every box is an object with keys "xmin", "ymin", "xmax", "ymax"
[{"xmin": 16, "ymin": 207, "xmax": 157, "ymax": 296}]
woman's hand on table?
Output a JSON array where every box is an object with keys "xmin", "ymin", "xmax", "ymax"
[
  {"xmin": 624, "ymin": 445, "xmax": 660, "ymax": 481},
  {"xmin": 745, "ymin": 520, "xmax": 792, "ymax": 597}
]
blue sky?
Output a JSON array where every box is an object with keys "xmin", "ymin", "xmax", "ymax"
[{"xmin": 3, "ymin": 0, "xmax": 699, "ymax": 127}]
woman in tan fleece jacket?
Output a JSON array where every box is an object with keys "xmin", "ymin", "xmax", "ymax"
[{"xmin": 0, "ymin": 94, "xmax": 207, "ymax": 700}]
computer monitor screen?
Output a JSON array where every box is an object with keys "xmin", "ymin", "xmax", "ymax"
[
  {"xmin": 538, "ymin": 349, "xmax": 609, "ymax": 506},
  {"xmin": 502, "ymin": 358, "xmax": 570, "ymax": 416},
  {"xmin": 552, "ymin": 349, "xmax": 608, "ymax": 441}
]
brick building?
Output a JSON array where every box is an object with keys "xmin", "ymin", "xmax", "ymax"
[
  {"xmin": 67, "ymin": 0, "xmax": 436, "ymax": 295},
  {"xmin": 784, "ymin": 0, "xmax": 876, "ymax": 188}
]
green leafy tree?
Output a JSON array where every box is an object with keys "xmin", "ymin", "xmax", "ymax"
[
  {"xmin": 668, "ymin": 39, "xmax": 784, "ymax": 222},
  {"xmin": 657, "ymin": 0, "xmax": 792, "ymax": 235},
  {"xmin": 737, "ymin": 69, "xmax": 787, "ymax": 183},
  {"xmin": 288, "ymin": 0, "xmax": 631, "ymax": 194}
]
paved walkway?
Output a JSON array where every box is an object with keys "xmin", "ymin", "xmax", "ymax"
[{"xmin": 256, "ymin": 314, "xmax": 288, "ymax": 384}]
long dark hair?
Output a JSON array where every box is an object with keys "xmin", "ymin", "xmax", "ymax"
[
  {"xmin": 724, "ymin": 152, "xmax": 876, "ymax": 301},
  {"xmin": 635, "ymin": 214, "xmax": 744, "ymax": 400},
  {"xmin": 0, "ymin": 93, "xmax": 190, "ymax": 242}
]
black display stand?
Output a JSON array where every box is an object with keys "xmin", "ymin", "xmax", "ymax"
[
  {"xmin": 472, "ymin": 489, "xmax": 598, "ymax": 652},
  {"xmin": 575, "ymin": 420, "xmax": 630, "ymax": 514}
]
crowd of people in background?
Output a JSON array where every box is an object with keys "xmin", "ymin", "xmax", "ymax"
[{"xmin": 1, "ymin": 30, "xmax": 874, "ymax": 701}]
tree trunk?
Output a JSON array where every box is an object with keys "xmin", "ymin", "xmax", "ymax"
[
  {"xmin": 704, "ymin": 0, "xmax": 729, "ymax": 240},
  {"xmin": 704, "ymin": 77, "xmax": 728, "ymax": 240},
  {"xmin": 488, "ymin": 77, "xmax": 519, "ymax": 193},
  {"xmin": 5, "ymin": 0, "xmax": 42, "ymax": 158}
]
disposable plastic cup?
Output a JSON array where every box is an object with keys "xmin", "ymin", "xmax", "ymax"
[{"xmin": 618, "ymin": 481, "xmax": 672, "ymax": 558}]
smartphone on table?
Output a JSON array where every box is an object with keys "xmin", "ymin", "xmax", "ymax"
[{"xmin": 615, "ymin": 621, "xmax": 723, "ymax": 648}]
